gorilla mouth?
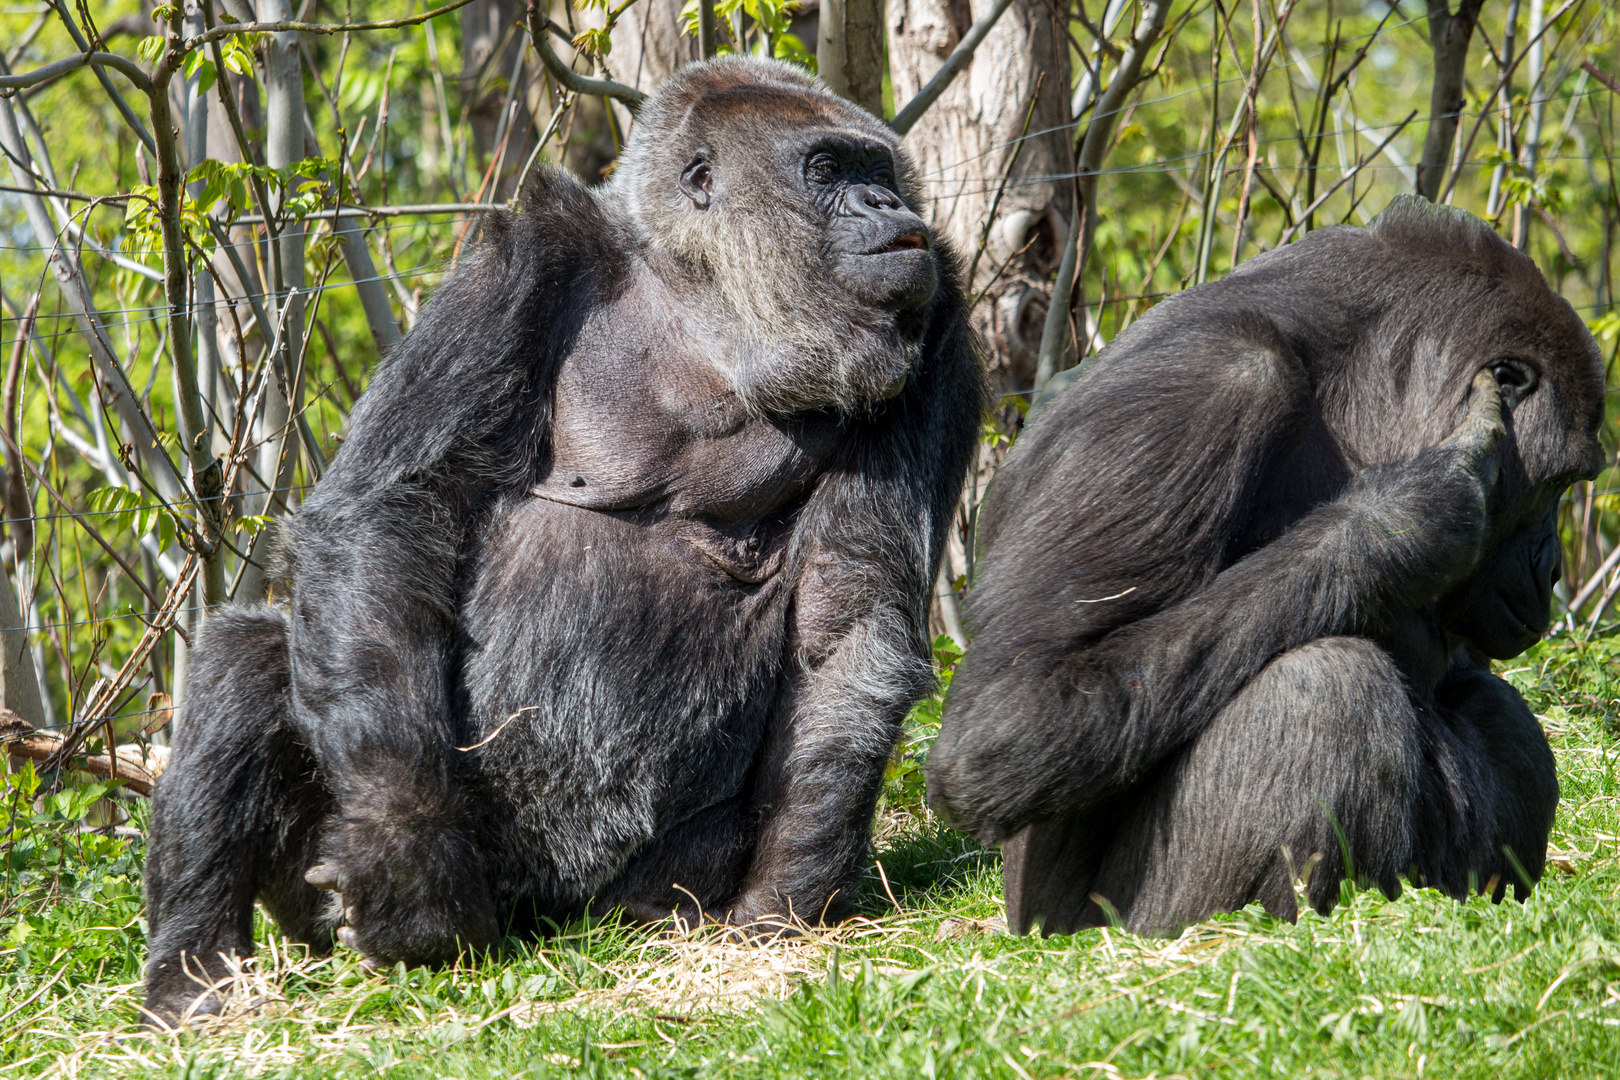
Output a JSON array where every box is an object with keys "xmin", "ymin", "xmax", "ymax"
[{"xmin": 878, "ymin": 231, "xmax": 931, "ymax": 254}]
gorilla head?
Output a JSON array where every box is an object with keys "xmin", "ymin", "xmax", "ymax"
[
  {"xmin": 1219, "ymin": 196, "xmax": 1606, "ymax": 659},
  {"xmin": 611, "ymin": 59, "xmax": 939, "ymax": 415},
  {"xmin": 1351, "ymin": 202, "xmax": 1608, "ymax": 658}
]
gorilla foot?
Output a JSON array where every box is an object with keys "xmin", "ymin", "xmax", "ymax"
[
  {"xmin": 303, "ymin": 851, "xmax": 498, "ymax": 971},
  {"xmin": 141, "ymin": 951, "xmax": 248, "ymax": 1029}
]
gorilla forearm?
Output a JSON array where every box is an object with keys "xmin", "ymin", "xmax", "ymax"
[
  {"xmin": 932, "ymin": 397, "xmax": 1501, "ymax": 842},
  {"xmin": 736, "ymin": 603, "xmax": 934, "ymax": 920}
]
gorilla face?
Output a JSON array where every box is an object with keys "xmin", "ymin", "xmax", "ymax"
[
  {"xmin": 1435, "ymin": 332, "xmax": 1605, "ymax": 659},
  {"xmin": 1438, "ymin": 506, "xmax": 1562, "ymax": 660},
  {"xmin": 800, "ymin": 138, "xmax": 938, "ymax": 312},
  {"xmin": 675, "ymin": 134, "xmax": 938, "ymax": 314}
]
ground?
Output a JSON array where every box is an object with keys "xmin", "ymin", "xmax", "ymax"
[{"xmin": 2, "ymin": 632, "xmax": 1619, "ymax": 1079}]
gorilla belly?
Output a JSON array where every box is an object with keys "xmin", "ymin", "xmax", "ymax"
[{"xmin": 457, "ymin": 495, "xmax": 792, "ymax": 907}]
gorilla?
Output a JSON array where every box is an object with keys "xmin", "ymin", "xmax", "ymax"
[
  {"xmin": 929, "ymin": 196, "xmax": 1606, "ymax": 937},
  {"xmin": 143, "ymin": 57, "xmax": 983, "ymax": 1021}
]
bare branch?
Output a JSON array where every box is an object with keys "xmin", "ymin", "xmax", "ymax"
[
  {"xmin": 1, "ymin": 712, "xmax": 169, "ymax": 797},
  {"xmin": 525, "ymin": 0, "xmax": 647, "ymax": 112},
  {"xmin": 1035, "ymin": 0, "xmax": 1170, "ymax": 389},
  {"xmin": 1277, "ymin": 111, "xmax": 1419, "ymax": 245},
  {"xmin": 233, "ymin": 201, "xmax": 504, "ymax": 223},
  {"xmin": 39, "ymin": 1, "xmax": 155, "ymax": 151},
  {"xmin": 183, "ymin": 0, "xmax": 480, "ymax": 50},
  {"xmin": 0, "ymin": 50, "xmax": 153, "ymax": 95}
]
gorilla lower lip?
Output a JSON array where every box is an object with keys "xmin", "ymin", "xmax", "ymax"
[{"xmin": 881, "ymin": 232, "xmax": 930, "ymax": 253}]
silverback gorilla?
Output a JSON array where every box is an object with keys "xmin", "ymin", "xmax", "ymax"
[
  {"xmin": 929, "ymin": 197, "xmax": 1605, "ymax": 937},
  {"xmin": 144, "ymin": 58, "xmax": 982, "ymax": 1021}
]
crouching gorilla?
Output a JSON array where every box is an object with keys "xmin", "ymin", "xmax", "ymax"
[
  {"xmin": 929, "ymin": 196, "xmax": 1606, "ymax": 936},
  {"xmin": 143, "ymin": 57, "xmax": 982, "ymax": 1022}
]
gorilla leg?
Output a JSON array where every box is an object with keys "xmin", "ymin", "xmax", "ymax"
[
  {"xmin": 144, "ymin": 607, "xmax": 335, "ymax": 1024},
  {"xmin": 1008, "ymin": 637, "xmax": 1424, "ymax": 936},
  {"xmin": 595, "ymin": 794, "xmax": 755, "ymax": 925},
  {"xmin": 1418, "ymin": 665, "xmax": 1557, "ymax": 901}
]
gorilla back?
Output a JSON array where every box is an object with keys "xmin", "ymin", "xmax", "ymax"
[
  {"xmin": 143, "ymin": 58, "xmax": 983, "ymax": 1023},
  {"xmin": 929, "ymin": 197, "xmax": 1604, "ymax": 937}
]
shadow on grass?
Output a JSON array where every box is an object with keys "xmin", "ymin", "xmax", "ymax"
[{"xmin": 860, "ymin": 816, "xmax": 1000, "ymax": 917}]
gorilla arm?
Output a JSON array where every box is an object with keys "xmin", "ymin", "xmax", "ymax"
[
  {"xmin": 929, "ymin": 336, "xmax": 1505, "ymax": 847},
  {"xmin": 286, "ymin": 177, "xmax": 606, "ymax": 965},
  {"xmin": 730, "ymin": 305, "xmax": 983, "ymax": 925}
]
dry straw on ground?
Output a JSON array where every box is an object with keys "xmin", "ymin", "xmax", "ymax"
[{"xmin": 28, "ymin": 915, "xmax": 920, "ymax": 1076}]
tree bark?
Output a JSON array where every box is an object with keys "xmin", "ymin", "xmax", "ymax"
[
  {"xmin": 819, "ymin": 0, "xmax": 885, "ymax": 116},
  {"xmin": 463, "ymin": 0, "xmax": 539, "ymax": 197},
  {"xmin": 609, "ymin": 0, "xmax": 701, "ymax": 92},
  {"xmin": 1416, "ymin": 0, "xmax": 1486, "ymax": 201},
  {"xmin": 888, "ymin": 0, "xmax": 1074, "ymax": 393}
]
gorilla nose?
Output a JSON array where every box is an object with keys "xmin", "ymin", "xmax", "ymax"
[{"xmin": 845, "ymin": 183, "xmax": 909, "ymax": 218}]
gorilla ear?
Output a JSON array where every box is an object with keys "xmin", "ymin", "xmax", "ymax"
[
  {"xmin": 679, "ymin": 152, "xmax": 715, "ymax": 210},
  {"xmin": 1489, "ymin": 358, "xmax": 1538, "ymax": 407}
]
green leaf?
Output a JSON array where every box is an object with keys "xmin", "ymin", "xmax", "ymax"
[
  {"xmin": 183, "ymin": 51, "xmax": 218, "ymax": 95},
  {"xmin": 135, "ymin": 35, "xmax": 165, "ymax": 63},
  {"xmin": 221, "ymin": 37, "xmax": 255, "ymax": 76}
]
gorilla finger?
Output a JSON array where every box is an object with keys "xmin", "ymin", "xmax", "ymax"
[
  {"xmin": 304, "ymin": 863, "xmax": 340, "ymax": 890},
  {"xmin": 336, "ymin": 925, "xmax": 364, "ymax": 953},
  {"xmin": 1448, "ymin": 370, "xmax": 1506, "ymax": 456}
]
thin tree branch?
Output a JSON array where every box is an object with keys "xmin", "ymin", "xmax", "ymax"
[
  {"xmin": 1278, "ymin": 111, "xmax": 1419, "ymax": 244},
  {"xmin": 41, "ymin": 0, "xmax": 155, "ymax": 151},
  {"xmin": 183, "ymin": 0, "xmax": 479, "ymax": 49},
  {"xmin": 0, "ymin": 428, "xmax": 162, "ymax": 611},
  {"xmin": 524, "ymin": 0, "xmax": 647, "ymax": 111},
  {"xmin": 0, "ymin": 51, "xmax": 153, "ymax": 95}
]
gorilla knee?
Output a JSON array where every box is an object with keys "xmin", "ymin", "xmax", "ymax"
[{"xmin": 1200, "ymin": 637, "xmax": 1423, "ymax": 906}]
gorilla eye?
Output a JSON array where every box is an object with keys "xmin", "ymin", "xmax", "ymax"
[
  {"xmin": 1488, "ymin": 359, "xmax": 1537, "ymax": 406},
  {"xmin": 806, "ymin": 152, "xmax": 839, "ymax": 184}
]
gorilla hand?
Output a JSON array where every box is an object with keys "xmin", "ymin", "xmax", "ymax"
[
  {"xmin": 1444, "ymin": 368, "xmax": 1507, "ymax": 493},
  {"xmin": 304, "ymin": 816, "xmax": 498, "ymax": 972},
  {"xmin": 1360, "ymin": 368, "xmax": 1506, "ymax": 604}
]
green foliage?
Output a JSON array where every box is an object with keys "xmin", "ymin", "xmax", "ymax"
[
  {"xmin": 1, "ymin": 765, "xmax": 146, "ymax": 1001},
  {"xmin": 881, "ymin": 635, "xmax": 962, "ymax": 817},
  {"xmin": 679, "ymin": 0, "xmax": 815, "ymax": 69}
]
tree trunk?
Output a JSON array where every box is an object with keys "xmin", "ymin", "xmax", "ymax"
[
  {"xmin": 888, "ymin": 0, "xmax": 1074, "ymax": 393},
  {"xmin": 608, "ymin": 0, "xmax": 701, "ymax": 92},
  {"xmin": 819, "ymin": 0, "xmax": 885, "ymax": 116},
  {"xmin": 1416, "ymin": 0, "xmax": 1485, "ymax": 201},
  {"xmin": 463, "ymin": 0, "xmax": 538, "ymax": 197}
]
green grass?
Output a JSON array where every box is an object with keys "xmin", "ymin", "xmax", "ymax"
[{"xmin": 3, "ymin": 632, "xmax": 1619, "ymax": 1078}]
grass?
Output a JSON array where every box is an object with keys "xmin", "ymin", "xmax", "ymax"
[{"xmin": 3, "ymin": 632, "xmax": 1619, "ymax": 1078}]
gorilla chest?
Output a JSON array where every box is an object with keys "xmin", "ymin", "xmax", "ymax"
[{"xmin": 530, "ymin": 322, "xmax": 843, "ymax": 580}]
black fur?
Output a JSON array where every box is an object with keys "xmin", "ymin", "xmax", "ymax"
[
  {"xmin": 929, "ymin": 196, "xmax": 1605, "ymax": 936},
  {"xmin": 145, "ymin": 58, "xmax": 984, "ymax": 1023}
]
